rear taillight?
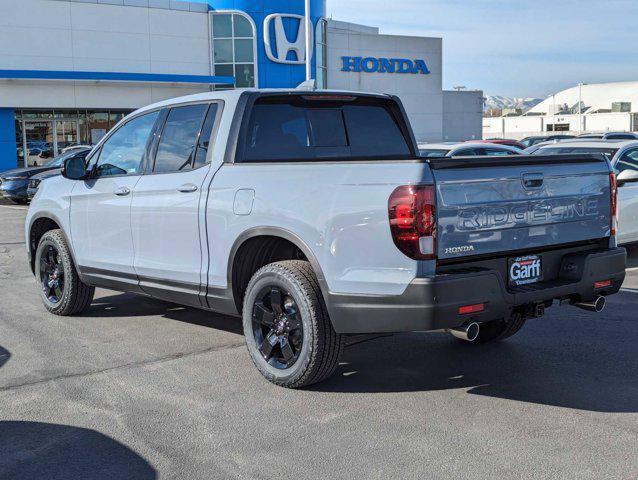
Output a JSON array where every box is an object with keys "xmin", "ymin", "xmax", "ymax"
[
  {"xmin": 610, "ymin": 172, "xmax": 618, "ymax": 235},
  {"xmin": 388, "ymin": 185, "xmax": 436, "ymax": 260}
]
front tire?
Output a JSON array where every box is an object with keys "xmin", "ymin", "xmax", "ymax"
[
  {"xmin": 35, "ymin": 229, "xmax": 95, "ymax": 316},
  {"xmin": 243, "ymin": 261, "xmax": 344, "ymax": 388}
]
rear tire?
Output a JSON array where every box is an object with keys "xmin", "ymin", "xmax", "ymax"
[
  {"xmin": 243, "ymin": 260, "xmax": 344, "ymax": 389},
  {"xmin": 35, "ymin": 229, "xmax": 95, "ymax": 316},
  {"xmin": 470, "ymin": 314, "xmax": 527, "ymax": 344}
]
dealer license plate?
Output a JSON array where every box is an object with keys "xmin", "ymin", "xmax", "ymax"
[{"xmin": 508, "ymin": 255, "xmax": 543, "ymax": 287}]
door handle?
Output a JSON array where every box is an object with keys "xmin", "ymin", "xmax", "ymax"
[
  {"xmin": 113, "ymin": 187, "xmax": 131, "ymax": 196},
  {"xmin": 522, "ymin": 173, "xmax": 544, "ymax": 189},
  {"xmin": 177, "ymin": 184, "xmax": 198, "ymax": 193}
]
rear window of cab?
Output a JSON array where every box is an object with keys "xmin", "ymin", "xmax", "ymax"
[{"xmin": 238, "ymin": 95, "xmax": 413, "ymax": 162}]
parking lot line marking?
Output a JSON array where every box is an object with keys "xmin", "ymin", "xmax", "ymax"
[
  {"xmin": 0, "ymin": 205, "xmax": 27, "ymax": 211},
  {"xmin": 621, "ymin": 288, "xmax": 638, "ymax": 294}
]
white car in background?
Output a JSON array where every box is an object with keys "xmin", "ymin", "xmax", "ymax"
[
  {"xmin": 418, "ymin": 142, "xmax": 524, "ymax": 158},
  {"xmin": 532, "ymin": 140, "xmax": 638, "ymax": 244}
]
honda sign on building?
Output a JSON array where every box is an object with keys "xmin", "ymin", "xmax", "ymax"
[{"xmin": 264, "ymin": 14, "xmax": 313, "ymax": 65}]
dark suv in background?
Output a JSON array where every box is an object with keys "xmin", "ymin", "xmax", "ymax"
[{"xmin": 1, "ymin": 148, "xmax": 91, "ymax": 204}]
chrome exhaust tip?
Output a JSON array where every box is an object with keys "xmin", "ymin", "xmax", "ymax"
[
  {"xmin": 448, "ymin": 322, "xmax": 480, "ymax": 342},
  {"xmin": 571, "ymin": 296, "xmax": 606, "ymax": 313}
]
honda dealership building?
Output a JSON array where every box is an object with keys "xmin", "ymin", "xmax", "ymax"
[{"xmin": 0, "ymin": 0, "xmax": 482, "ymax": 171}]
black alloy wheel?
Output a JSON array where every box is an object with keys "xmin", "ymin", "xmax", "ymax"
[
  {"xmin": 252, "ymin": 286, "xmax": 304, "ymax": 370},
  {"xmin": 39, "ymin": 244, "xmax": 64, "ymax": 304}
]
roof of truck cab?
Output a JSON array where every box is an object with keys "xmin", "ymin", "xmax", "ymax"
[{"xmin": 133, "ymin": 88, "xmax": 393, "ymax": 116}]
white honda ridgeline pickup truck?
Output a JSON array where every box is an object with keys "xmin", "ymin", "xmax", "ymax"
[{"xmin": 26, "ymin": 89, "xmax": 626, "ymax": 388}]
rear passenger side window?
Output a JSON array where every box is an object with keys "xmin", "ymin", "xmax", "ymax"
[
  {"xmin": 153, "ymin": 104, "xmax": 208, "ymax": 173},
  {"xmin": 484, "ymin": 148, "xmax": 515, "ymax": 156},
  {"xmin": 454, "ymin": 149, "xmax": 478, "ymax": 156},
  {"xmin": 193, "ymin": 104, "xmax": 220, "ymax": 169}
]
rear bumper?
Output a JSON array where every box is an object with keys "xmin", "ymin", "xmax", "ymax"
[{"xmin": 327, "ymin": 247, "xmax": 626, "ymax": 334}]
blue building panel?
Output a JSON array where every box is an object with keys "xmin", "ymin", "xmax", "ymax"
[
  {"xmin": 0, "ymin": 108, "xmax": 17, "ymax": 173},
  {"xmin": 206, "ymin": 0, "xmax": 325, "ymax": 88}
]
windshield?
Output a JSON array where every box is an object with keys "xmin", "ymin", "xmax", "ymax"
[
  {"xmin": 419, "ymin": 149, "xmax": 449, "ymax": 158},
  {"xmin": 44, "ymin": 150, "xmax": 86, "ymax": 168},
  {"xmin": 520, "ymin": 138, "xmax": 540, "ymax": 148},
  {"xmin": 533, "ymin": 146, "xmax": 618, "ymax": 161}
]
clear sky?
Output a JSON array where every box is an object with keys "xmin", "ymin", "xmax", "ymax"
[{"xmin": 326, "ymin": 0, "xmax": 638, "ymax": 98}]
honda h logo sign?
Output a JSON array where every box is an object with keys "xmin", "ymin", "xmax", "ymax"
[{"xmin": 264, "ymin": 14, "xmax": 313, "ymax": 65}]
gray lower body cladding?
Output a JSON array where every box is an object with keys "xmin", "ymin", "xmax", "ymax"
[{"xmin": 326, "ymin": 246, "xmax": 626, "ymax": 334}]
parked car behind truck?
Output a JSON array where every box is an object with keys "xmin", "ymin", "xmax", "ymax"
[
  {"xmin": 532, "ymin": 140, "xmax": 638, "ymax": 244},
  {"xmin": 1, "ymin": 148, "xmax": 90, "ymax": 203},
  {"xmin": 26, "ymin": 89, "xmax": 626, "ymax": 388}
]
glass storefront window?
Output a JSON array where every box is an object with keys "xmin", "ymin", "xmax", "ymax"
[
  {"xmin": 214, "ymin": 39, "xmax": 233, "ymax": 64},
  {"xmin": 235, "ymin": 64, "xmax": 255, "ymax": 88},
  {"xmin": 14, "ymin": 109, "xmax": 132, "ymax": 166},
  {"xmin": 15, "ymin": 120, "xmax": 25, "ymax": 168},
  {"xmin": 87, "ymin": 112, "xmax": 109, "ymax": 145},
  {"xmin": 21, "ymin": 110, "xmax": 54, "ymax": 119},
  {"xmin": 234, "ymin": 39, "xmax": 254, "ymax": 63},
  {"xmin": 211, "ymin": 12, "xmax": 257, "ymax": 89},
  {"xmin": 109, "ymin": 112, "xmax": 126, "ymax": 128},
  {"xmin": 212, "ymin": 14, "xmax": 232, "ymax": 38},
  {"xmin": 233, "ymin": 14, "xmax": 253, "ymax": 37},
  {"xmin": 24, "ymin": 122, "xmax": 54, "ymax": 166}
]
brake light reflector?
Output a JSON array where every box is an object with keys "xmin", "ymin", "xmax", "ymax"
[
  {"xmin": 459, "ymin": 303, "xmax": 485, "ymax": 315},
  {"xmin": 595, "ymin": 280, "xmax": 612, "ymax": 289},
  {"xmin": 610, "ymin": 172, "xmax": 618, "ymax": 235},
  {"xmin": 388, "ymin": 185, "xmax": 436, "ymax": 260}
]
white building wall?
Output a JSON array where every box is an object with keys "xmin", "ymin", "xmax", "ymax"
[
  {"xmin": 442, "ymin": 90, "xmax": 483, "ymax": 141},
  {"xmin": 325, "ymin": 20, "xmax": 443, "ymax": 142},
  {"xmin": 584, "ymin": 113, "xmax": 633, "ymax": 132},
  {"xmin": 484, "ymin": 113, "xmax": 636, "ymax": 139},
  {"xmin": 0, "ymin": 0, "xmax": 211, "ymax": 109}
]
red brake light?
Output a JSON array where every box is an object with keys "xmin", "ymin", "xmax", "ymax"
[
  {"xmin": 301, "ymin": 95, "xmax": 356, "ymax": 102},
  {"xmin": 610, "ymin": 172, "xmax": 618, "ymax": 235},
  {"xmin": 388, "ymin": 185, "xmax": 436, "ymax": 260}
]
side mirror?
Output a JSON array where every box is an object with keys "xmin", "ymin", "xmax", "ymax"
[
  {"xmin": 616, "ymin": 169, "xmax": 638, "ymax": 186},
  {"xmin": 62, "ymin": 156, "xmax": 88, "ymax": 180}
]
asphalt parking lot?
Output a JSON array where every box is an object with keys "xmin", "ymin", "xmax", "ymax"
[{"xmin": 0, "ymin": 202, "xmax": 637, "ymax": 480}]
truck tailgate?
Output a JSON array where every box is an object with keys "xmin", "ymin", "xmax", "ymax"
[{"xmin": 430, "ymin": 154, "xmax": 612, "ymax": 261}]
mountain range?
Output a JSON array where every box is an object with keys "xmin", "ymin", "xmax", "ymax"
[{"xmin": 484, "ymin": 96, "xmax": 543, "ymax": 113}]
